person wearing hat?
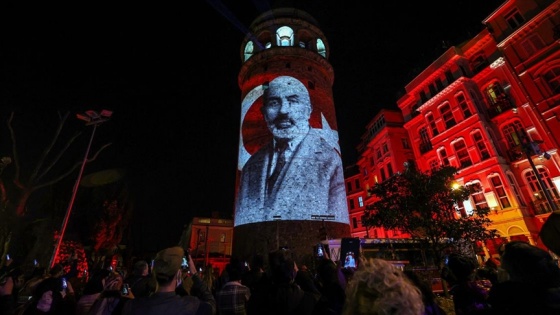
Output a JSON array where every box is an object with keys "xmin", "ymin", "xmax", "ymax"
[{"xmin": 121, "ymin": 246, "xmax": 215, "ymax": 315}]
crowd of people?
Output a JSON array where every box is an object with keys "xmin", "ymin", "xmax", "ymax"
[{"xmin": 1, "ymin": 240, "xmax": 560, "ymax": 315}]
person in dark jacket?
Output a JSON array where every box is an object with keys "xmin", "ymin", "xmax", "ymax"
[
  {"xmin": 121, "ymin": 246, "xmax": 215, "ymax": 315},
  {"xmin": 486, "ymin": 241, "xmax": 560, "ymax": 314}
]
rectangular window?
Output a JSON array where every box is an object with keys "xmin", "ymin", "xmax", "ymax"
[
  {"xmin": 376, "ymin": 149, "xmax": 382, "ymax": 159},
  {"xmin": 505, "ymin": 9, "xmax": 525, "ymax": 29},
  {"xmin": 352, "ymin": 217, "xmax": 358, "ymax": 229},
  {"xmin": 382, "ymin": 143, "xmax": 389, "ymax": 154},
  {"xmin": 387, "ymin": 163, "xmax": 393, "ymax": 177},
  {"xmin": 380, "ymin": 168, "xmax": 386, "ymax": 181},
  {"xmin": 355, "ymin": 179, "xmax": 360, "ymax": 189},
  {"xmin": 358, "ymin": 196, "xmax": 364, "ymax": 207},
  {"xmin": 347, "ymin": 182, "xmax": 352, "ymax": 192},
  {"xmin": 426, "ymin": 113, "xmax": 439, "ymax": 137},
  {"xmin": 349, "ymin": 199, "xmax": 355, "ymax": 210},
  {"xmin": 439, "ymin": 148, "xmax": 450, "ymax": 166}
]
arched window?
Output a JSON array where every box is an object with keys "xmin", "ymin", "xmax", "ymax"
[
  {"xmin": 425, "ymin": 113, "xmax": 439, "ymax": 136},
  {"xmin": 524, "ymin": 167, "xmax": 560, "ymax": 214},
  {"xmin": 453, "ymin": 139, "xmax": 472, "ymax": 169},
  {"xmin": 489, "ymin": 175, "xmax": 511, "ymax": 209},
  {"xmin": 438, "ymin": 147, "xmax": 450, "ymax": 166},
  {"xmin": 439, "ymin": 103, "xmax": 456, "ymax": 129},
  {"xmin": 543, "ymin": 66, "xmax": 560, "ymax": 94},
  {"xmin": 243, "ymin": 41, "xmax": 254, "ymax": 62},
  {"xmin": 455, "ymin": 92, "xmax": 472, "ymax": 118},
  {"xmin": 276, "ymin": 26, "xmax": 294, "ymax": 47},
  {"xmin": 467, "ymin": 182, "xmax": 488, "ymax": 211},
  {"xmin": 502, "ymin": 120, "xmax": 524, "ymax": 149},
  {"xmin": 506, "ymin": 172, "xmax": 526, "ymax": 207},
  {"xmin": 472, "ymin": 130, "xmax": 490, "ymax": 160},
  {"xmin": 316, "ymin": 38, "xmax": 326, "ymax": 57}
]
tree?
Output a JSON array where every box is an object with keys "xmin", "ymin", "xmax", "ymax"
[
  {"xmin": 363, "ymin": 164, "xmax": 497, "ymax": 269},
  {"xmin": 0, "ymin": 111, "xmax": 112, "ymax": 264}
]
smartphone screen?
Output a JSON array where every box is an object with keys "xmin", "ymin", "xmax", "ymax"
[
  {"xmin": 340, "ymin": 238, "xmax": 360, "ymax": 269},
  {"xmin": 61, "ymin": 277, "xmax": 68, "ymax": 290},
  {"xmin": 181, "ymin": 256, "xmax": 188, "ymax": 268},
  {"xmin": 316, "ymin": 243, "xmax": 324, "ymax": 258},
  {"xmin": 121, "ymin": 283, "xmax": 129, "ymax": 295}
]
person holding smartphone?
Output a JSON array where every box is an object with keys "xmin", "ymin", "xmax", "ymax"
[{"xmin": 122, "ymin": 246, "xmax": 215, "ymax": 315}]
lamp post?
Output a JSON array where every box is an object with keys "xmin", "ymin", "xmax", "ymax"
[{"xmin": 49, "ymin": 110, "xmax": 112, "ymax": 269}]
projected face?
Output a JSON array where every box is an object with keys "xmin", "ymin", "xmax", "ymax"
[
  {"xmin": 235, "ymin": 75, "xmax": 349, "ymax": 227},
  {"xmin": 262, "ymin": 76, "xmax": 312, "ymax": 141}
]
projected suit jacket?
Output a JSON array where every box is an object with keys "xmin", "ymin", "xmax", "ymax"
[{"xmin": 235, "ymin": 128, "xmax": 349, "ymax": 226}]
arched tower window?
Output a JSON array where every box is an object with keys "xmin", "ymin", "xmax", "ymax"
[
  {"xmin": 244, "ymin": 41, "xmax": 254, "ymax": 62},
  {"xmin": 316, "ymin": 38, "xmax": 326, "ymax": 57},
  {"xmin": 276, "ymin": 26, "xmax": 294, "ymax": 47}
]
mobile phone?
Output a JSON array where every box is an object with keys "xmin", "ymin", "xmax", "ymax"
[
  {"xmin": 181, "ymin": 256, "xmax": 188, "ymax": 268},
  {"xmin": 316, "ymin": 243, "xmax": 324, "ymax": 258},
  {"xmin": 33, "ymin": 259, "xmax": 38, "ymax": 266},
  {"xmin": 6, "ymin": 254, "xmax": 10, "ymax": 261},
  {"xmin": 61, "ymin": 277, "xmax": 68, "ymax": 290},
  {"xmin": 340, "ymin": 238, "xmax": 360, "ymax": 269},
  {"xmin": 121, "ymin": 283, "xmax": 129, "ymax": 295}
]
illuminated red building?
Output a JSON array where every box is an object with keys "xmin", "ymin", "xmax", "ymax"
[{"xmin": 347, "ymin": 0, "xmax": 560, "ymax": 259}]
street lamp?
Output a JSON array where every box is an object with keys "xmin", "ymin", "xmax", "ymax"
[{"xmin": 49, "ymin": 110, "xmax": 112, "ymax": 268}]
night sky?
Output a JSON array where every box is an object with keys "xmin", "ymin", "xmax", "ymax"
[{"xmin": 1, "ymin": 0, "xmax": 504, "ymax": 252}]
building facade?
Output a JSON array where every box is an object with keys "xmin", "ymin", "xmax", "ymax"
[{"xmin": 347, "ymin": 0, "xmax": 560, "ymax": 259}]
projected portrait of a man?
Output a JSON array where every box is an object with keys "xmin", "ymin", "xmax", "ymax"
[{"xmin": 235, "ymin": 75, "xmax": 348, "ymax": 226}]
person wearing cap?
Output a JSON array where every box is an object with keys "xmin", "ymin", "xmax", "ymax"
[
  {"xmin": 235, "ymin": 75, "xmax": 348, "ymax": 226},
  {"xmin": 121, "ymin": 246, "xmax": 215, "ymax": 315}
]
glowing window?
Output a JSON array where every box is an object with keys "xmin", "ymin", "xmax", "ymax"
[
  {"xmin": 438, "ymin": 147, "xmax": 450, "ymax": 166},
  {"xmin": 506, "ymin": 173, "xmax": 526, "ymax": 206},
  {"xmin": 502, "ymin": 121, "xmax": 524, "ymax": 148},
  {"xmin": 317, "ymin": 39, "xmax": 326, "ymax": 57},
  {"xmin": 358, "ymin": 196, "xmax": 364, "ymax": 207},
  {"xmin": 489, "ymin": 175, "xmax": 511, "ymax": 208},
  {"xmin": 244, "ymin": 41, "xmax": 254, "ymax": 62},
  {"xmin": 276, "ymin": 26, "xmax": 294, "ymax": 47},
  {"xmin": 525, "ymin": 168, "xmax": 560, "ymax": 213},
  {"xmin": 468, "ymin": 182, "xmax": 488, "ymax": 211}
]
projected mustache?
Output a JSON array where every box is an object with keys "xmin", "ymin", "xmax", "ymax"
[{"xmin": 272, "ymin": 115, "xmax": 295, "ymax": 128}]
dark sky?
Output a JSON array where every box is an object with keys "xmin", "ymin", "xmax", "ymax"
[{"xmin": 1, "ymin": 0, "xmax": 504, "ymax": 252}]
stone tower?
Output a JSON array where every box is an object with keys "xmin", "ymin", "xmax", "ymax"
[{"xmin": 233, "ymin": 8, "xmax": 350, "ymax": 266}]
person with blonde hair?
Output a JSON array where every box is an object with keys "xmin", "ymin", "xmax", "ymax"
[{"xmin": 342, "ymin": 258, "xmax": 424, "ymax": 315}]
